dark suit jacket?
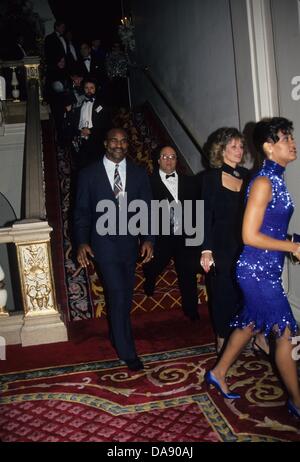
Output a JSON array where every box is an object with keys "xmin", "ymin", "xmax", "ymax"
[
  {"xmin": 74, "ymin": 158, "xmax": 154, "ymax": 264},
  {"xmin": 149, "ymin": 170, "xmax": 201, "ymax": 244},
  {"xmin": 45, "ymin": 32, "xmax": 66, "ymax": 69},
  {"xmin": 77, "ymin": 57, "xmax": 106, "ymax": 87}
]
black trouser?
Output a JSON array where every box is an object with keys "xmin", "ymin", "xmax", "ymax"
[
  {"xmin": 144, "ymin": 236, "xmax": 200, "ymax": 317},
  {"xmin": 208, "ymin": 271, "xmax": 242, "ymax": 338},
  {"xmin": 98, "ymin": 258, "xmax": 137, "ymax": 361}
]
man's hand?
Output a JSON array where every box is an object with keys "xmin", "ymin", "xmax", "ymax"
[
  {"xmin": 140, "ymin": 241, "xmax": 154, "ymax": 264},
  {"xmin": 77, "ymin": 243, "xmax": 95, "ymax": 268},
  {"xmin": 81, "ymin": 128, "xmax": 91, "ymax": 137}
]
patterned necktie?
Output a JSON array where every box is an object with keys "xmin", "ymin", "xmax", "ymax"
[{"xmin": 113, "ymin": 164, "xmax": 123, "ymax": 199}]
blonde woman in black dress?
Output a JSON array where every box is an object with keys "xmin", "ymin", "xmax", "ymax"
[{"xmin": 201, "ymin": 127, "xmax": 268, "ymax": 355}]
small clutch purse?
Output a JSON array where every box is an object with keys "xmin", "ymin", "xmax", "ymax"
[{"xmin": 290, "ymin": 233, "xmax": 300, "ymax": 265}]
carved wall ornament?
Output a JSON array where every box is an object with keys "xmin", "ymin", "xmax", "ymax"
[{"xmin": 16, "ymin": 242, "xmax": 57, "ymax": 315}]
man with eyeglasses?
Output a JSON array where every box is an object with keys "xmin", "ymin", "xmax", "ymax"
[
  {"xmin": 143, "ymin": 145, "xmax": 201, "ymax": 321},
  {"xmin": 74, "ymin": 128, "xmax": 154, "ymax": 371}
]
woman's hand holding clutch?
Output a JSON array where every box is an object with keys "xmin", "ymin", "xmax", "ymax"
[
  {"xmin": 200, "ymin": 251, "xmax": 215, "ymax": 273},
  {"xmin": 291, "ymin": 233, "xmax": 300, "ymax": 264}
]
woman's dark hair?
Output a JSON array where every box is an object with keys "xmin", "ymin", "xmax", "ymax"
[{"xmin": 253, "ymin": 117, "xmax": 294, "ymax": 156}]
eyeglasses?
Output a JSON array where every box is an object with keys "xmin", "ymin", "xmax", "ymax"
[{"xmin": 161, "ymin": 155, "xmax": 177, "ymax": 160}]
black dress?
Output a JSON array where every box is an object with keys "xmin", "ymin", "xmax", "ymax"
[{"xmin": 201, "ymin": 167, "xmax": 249, "ymax": 338}]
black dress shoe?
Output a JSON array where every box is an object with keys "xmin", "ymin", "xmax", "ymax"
[{"xmin": 125, "ymin": 357, "xmax": 144, "ymax": 371}]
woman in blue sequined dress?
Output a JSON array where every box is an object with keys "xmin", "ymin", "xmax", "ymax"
[{"xmin": 205, "ymin": 118, "xmax": 300, "ymax": 418}]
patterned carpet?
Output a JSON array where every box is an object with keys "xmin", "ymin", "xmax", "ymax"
[
  {"xmin": 45, "ymin": 107, "xmax": 206, "ymax": 321},
  {"xmin": 1, "ymin": 343, "xmax": 300, "ymax": 442}
]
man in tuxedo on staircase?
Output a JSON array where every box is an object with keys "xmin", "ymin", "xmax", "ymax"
[
  {"xmin": 44, "ymin": 21, "xmax": 67, "ymax": 71},
  {"xmin": 64, "ymin": 30, "xmax": 78, "ymax": 72},
  {"xmin": 143, "ymin": 145, "xmax": 201, "ymax": 321},
  {"xmin": 74, "ymin": 128, "xmax": 154, "ymax": 371},
  {"xmin": 68, "ymin": 77, "xmax": 112, "ymax": 170},
  {"xmin": 78, "ymin": 42, "xmax": 106, "ymax": 91}
]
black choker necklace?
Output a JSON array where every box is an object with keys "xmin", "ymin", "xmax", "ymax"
[{"xmin": 222, "ymin": 163, "xmax": 241, "ymax": 178}]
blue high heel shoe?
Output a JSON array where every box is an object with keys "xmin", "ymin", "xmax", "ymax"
[
  {"xmin": 287, "ymin": 399, "xmax": 300, "ymax": 419},
  {"xmin": 205, "ymin": 371, "xmax": 241, "ymax": 399}
]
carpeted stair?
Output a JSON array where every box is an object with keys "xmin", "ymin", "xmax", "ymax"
[{"xmin": 43, "ymin": 105, "xmax": 206, "ymax": 322}]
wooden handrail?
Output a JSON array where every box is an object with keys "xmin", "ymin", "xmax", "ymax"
[
  {"xmin": 135, "ymin": 65, "xmax": 208, "ymax": 162},
  {"xmin": 21, "ymin": 78, "xmax": 46, "ymax": 219},
  {"xmin": 0, "ymin": 56, "xmax": 40, "ymax": 69}
]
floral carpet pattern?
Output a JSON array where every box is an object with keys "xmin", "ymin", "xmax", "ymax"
[{"xmin": 1, "ymin": 345, "xmax": 299, "ymax": 442}]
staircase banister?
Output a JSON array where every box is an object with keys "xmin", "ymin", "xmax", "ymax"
[
  {"xmin": 22, "ymin": 78, "xmax": 46, "ymax": 220},
  {"xmin": 133, "ymin": 64, "xmax": 208, "ymax": 162},
  {"xmin": 0, "ymin": 56, "xmax": 41, "ymax": 69}
]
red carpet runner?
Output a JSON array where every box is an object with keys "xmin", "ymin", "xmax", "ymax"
[{"xmin": 1, "ymin": 308, "xmax": 300, "ymax": 442}]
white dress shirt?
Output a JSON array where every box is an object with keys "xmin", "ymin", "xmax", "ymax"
[
  {"xmin": 84, "ymin": 56, "xmax": 91, "ymax": 73},
  {"xmin": 69, "ymin": 42, "xmax": 77, "ymax": 61},
  {"xmin": 160, "ymin": 169, "xmax": 180, "ymax": 233},
  {"xmin": 159, "ymin": 169, "xmax": 178, "ymax": 202},
  {"xmin": 103, "ymin": 155, "xmax": 126, "ymax": 195},
  {"xmin": 79, "ymin": 100, "xmax": 94, "ymax": 129}
]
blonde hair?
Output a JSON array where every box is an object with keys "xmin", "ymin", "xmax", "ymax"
[{"xmin": 208, "ymin": 127, "xmax": 245, "ymax": 168}]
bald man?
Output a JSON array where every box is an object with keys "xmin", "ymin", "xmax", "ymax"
[{"xmin": 74, "ymin": 128, "xmax": 154, "ymax": 371}]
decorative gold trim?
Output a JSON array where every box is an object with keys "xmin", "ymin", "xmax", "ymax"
[
  {"xmin": 24, "ymin": 63, "xmax": 42, "ymax": 100},
  {"xmin": 0, "ymin": 306, "xmax": 9, "ymax": 316},
  {"xmin": 16, "ymin": 240, "xmax": 58, "ymax": 315}
]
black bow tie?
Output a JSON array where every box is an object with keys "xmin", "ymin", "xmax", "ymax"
[
  {"xmin": 166, "ymin": 173, "xmax": 175, "ymax": 179},
  {"xmin": 85, "ymin": 96, "xmax": 95, "ymax": 102},
  {"xmin": 84, "ymin": 57, "xmax": 91, "ymax": 61}
]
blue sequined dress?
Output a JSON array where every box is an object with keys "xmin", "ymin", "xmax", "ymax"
[{"xmin": 231, "ymin": 159, "xmax": 298, "ymax": 337}]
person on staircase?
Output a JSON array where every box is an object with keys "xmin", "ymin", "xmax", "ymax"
[
  {"xmin": 74, "ymin": 128, "xmax": 154, "ymax": 371},
  {"xmin": 68, "ymin": 77, "xmax": 112, "ymax": 171}
]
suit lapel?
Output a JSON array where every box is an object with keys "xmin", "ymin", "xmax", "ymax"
[
  {"xmin": 154, "ymin": 171, "xmax": 176, "ymax": 202},
  {"xmin": 97, "ymin": 160, "xmax": 116, "ymax": 202},
  {"xmin": 178, "ymin": 174, "xmax": 183, "ymax": 202},
  {"xmin": 125, "ymin": 159, "xmax": 133, "ymax": 197},
  {"xmin": 92, "ymin": 101, "xmax": 103, "ymax": 126}
]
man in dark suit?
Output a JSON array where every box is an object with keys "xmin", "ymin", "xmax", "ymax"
[
  {"xmin": 74, "ymin": 128, "xmax": 154, "ymax": 371},
  {"xmin": 143, "ymin": 145, "xmax": 201, "ymax": 321},
  {"xmin": 44, "ymin": 21, "xmax": 67, "ymax": 71},
  {"xmin": 68, "ymin": 77, "xmax": 112, "ymax": 169},
  {"xmin": 77, "ymin": 42, "xmax": 106, "ymax": 90}
]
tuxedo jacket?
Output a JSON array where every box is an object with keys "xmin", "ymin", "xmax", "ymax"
[
  {"xmin": 44, "ymin": 32, "xmax": 66, "ymax": 69},
  {"xmin": 149, "ymin": 170, "xmax": 201, "ymax": 245},
  {"xmin": 77, "ymin": 57, "xmax": 106, "ymax": 87},
  {"xmin": 74, "ymin": 158, "xmax": 154, "ymax": 264}
]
